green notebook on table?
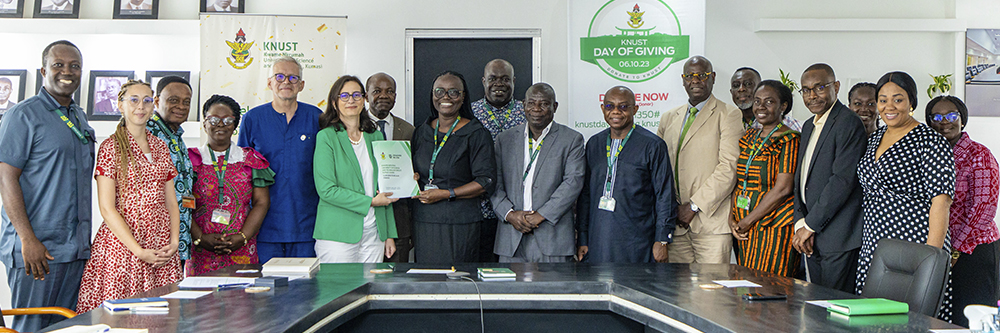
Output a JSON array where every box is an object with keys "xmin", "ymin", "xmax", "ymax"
[{"xmin": 827, "ymin": 298, "xmax": 909, "ymax": 316}]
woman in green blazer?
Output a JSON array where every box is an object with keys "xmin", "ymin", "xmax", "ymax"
[{"xmin": 313, "ymin": 75, "xmax": 398, "ymax": 263}]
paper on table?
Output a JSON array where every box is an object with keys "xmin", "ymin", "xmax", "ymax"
[
  {"xmin": 161, "ymin": 290, "xmax": 212, "ymax": 299},
  {"xmin": 711, "ymin": 280, "xmax": 762, "ymax": 288},
  {"xmin": 806, "ymin": 300, "xmax": 834, "ymax": 308},
  {"xmin": 372, "ymin": 141, "xmax": 420, "ymax": 198},
  {"xmin": 929, "ymin": 330, "xmax": 973, "ymax": 333},
  {"xmin": 407, "ymin": 268, "xmax": 456, "ymax": 274},
  {"xmin": 177, "ymin": 276, "xmax": 256, "ymax": 289},
  {"xmin": 235, "ymin": 269, "xmax": 259, "ymax": 274}
]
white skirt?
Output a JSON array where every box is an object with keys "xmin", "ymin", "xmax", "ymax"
[{"xmin": 315, "ymin": 221, "xmax": 385, "ymax": 263}]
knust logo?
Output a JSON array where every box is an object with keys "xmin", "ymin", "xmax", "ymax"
[
  {"xmin": 226, "ymin": 28, "xmax": 255, "ymax": 70},
  {"xmin": 381, "ymin": 152, "xmax": 386, "ymax": 160},
  {"xmin": 580, "ymin": 1, "xmax": 690, "ymax": 82}
]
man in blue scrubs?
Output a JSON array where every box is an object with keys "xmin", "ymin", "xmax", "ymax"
[
  {"xmin": 0, "ymin": 40, "xmax": 95, "ymax": 332},
  {"xmin": 238, "ymin": 56, "xmax": 322, "ymax": 263}
]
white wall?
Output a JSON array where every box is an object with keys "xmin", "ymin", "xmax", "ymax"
[{"xmin": 3, "ymin": 0, "xmax": 1000, "ymax": 322}]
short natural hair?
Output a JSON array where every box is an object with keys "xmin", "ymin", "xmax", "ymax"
[
  {"xmin": 803, "ymin": 63, "xmax": 836, "ymax": 80},
  {"xmin": 756, "ymin": 80, "xmax": 794, "ymax": 116},
  {"xmin": 155, "ymin": 76, "xmax": 191, "ymax": 96},
  {"xmin": 42, "ymin": 40, "xmax": 80, "ymax": 66},
  {"xmin": 0, "ymin": 77, "xmax": 11, "ymax": 86},
  {"xmin": 273, "ymin": 56, "xmax": 303, "ymax": 75},
  {"xmin": 734, "ymin": 67, "xmax": 760, "ymax": 78}
]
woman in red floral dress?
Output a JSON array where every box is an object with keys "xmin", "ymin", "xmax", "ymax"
[{"xmin": 77, "ymin": 80, "xmax": 182, "ymax": 313}]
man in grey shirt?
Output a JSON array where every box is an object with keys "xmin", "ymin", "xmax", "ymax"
[{"xmin": 0, "ymin": 40, "xmax": 94, "ymax": 332}]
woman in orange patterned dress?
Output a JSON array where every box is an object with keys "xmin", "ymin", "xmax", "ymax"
[
  {"xmin": 729, "ymin": 80, "xmax": 801, "ymax": 277},
  {"xmin": 77, "ymin": 80, "xmax": 182, "ymax": 313}
]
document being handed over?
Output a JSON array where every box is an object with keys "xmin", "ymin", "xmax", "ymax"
[{"xmin": 372, "ymin": 141, "xmax": 420, "ymax": 198}]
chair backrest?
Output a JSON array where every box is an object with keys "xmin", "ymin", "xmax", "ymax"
[{"xmin": 861, "ymin": 238, "xmax": 951, "ymax": 316}]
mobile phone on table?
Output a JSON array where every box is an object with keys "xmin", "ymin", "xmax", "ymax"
[{"xmin": 742, "ymin": 293, "xmax": 787, "ymax": 301}]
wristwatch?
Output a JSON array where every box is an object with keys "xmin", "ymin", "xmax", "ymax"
[
  {"xmin": 690, "ymin": 203, "xmax": 700, "ymax": 212},
  {"xmin": 448, "ymin": 189, "xmax": 457, "ymax": 202},
  {"xmin": 951, "ymin": 250, "xmax": 960, "ymax": 260}
]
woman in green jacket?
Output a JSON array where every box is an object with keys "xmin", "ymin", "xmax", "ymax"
[{"xmin": 313, "ymin": 75, "xmax": 398, "ymax": 262}]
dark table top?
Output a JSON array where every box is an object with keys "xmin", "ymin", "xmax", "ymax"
[{"xmin": 41, "ymin": 263, "xmax": 962, "ymax": 332}]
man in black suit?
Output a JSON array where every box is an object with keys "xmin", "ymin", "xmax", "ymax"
[
  {"xmin": 791, "ymin": 63, "xmax": 867, "ymax": 293},
  {"xmin": 367, "ymin": 72, "xmax": 415, "ymax": 263}
]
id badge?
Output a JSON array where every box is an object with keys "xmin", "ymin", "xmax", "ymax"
[
  {"xmin": 736, "ymin": 195, "xmax": 750, "ymax": 210},
  {"xmin": 598, "ymin": 196, "xmax": 616, "ymax": 212},
  {"xmin": 424, "ymin": 183, "xmax": 439, "ymax": 190},
  {"xmin": 181, "ymin": 196, "xmax": 196, "ymax": 209},
  {"xmin": 211, "ymin": 209, "xmax": 232, "ymax": 225}
]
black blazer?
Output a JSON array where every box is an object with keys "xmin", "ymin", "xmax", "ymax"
[{"xmin": 793, "ymin": 101, "xmax": 867, "ymax": 252}]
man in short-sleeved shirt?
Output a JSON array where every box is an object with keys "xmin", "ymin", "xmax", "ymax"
[
  {"xmin": 0, "ymin": 41, "xmax": 94, "ymax": 332},
  {"xmin": 237, "ymin": 57, "xmax": 321, "ymax": 263}
]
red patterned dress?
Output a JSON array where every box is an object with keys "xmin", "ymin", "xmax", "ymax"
[
  {"xmin": 77, "ymin": 131, "xmax": 182, "ymax": 313},
  {"xmin": 185, "ymin": 146, "xmax": 271, "ymax": 275}
]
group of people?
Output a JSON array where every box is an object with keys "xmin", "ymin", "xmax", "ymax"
[{"xmin": 0, "ymin": 40, "xmax": 996, "ymax": 331}]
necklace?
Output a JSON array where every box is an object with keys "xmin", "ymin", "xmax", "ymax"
[{"xmin": 349, "ymin": 133, "xmax": 362, "ymax": 145}]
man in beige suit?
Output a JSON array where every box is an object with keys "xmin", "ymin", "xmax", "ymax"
[{"xmin": 656, "ymin": 55, "xmax": 743, "ymax": 264}]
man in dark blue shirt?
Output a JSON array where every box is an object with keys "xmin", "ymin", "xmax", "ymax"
[
  {"xmin": 0, "ymin": 40, "xmax": 94, "ymax": 332},
  {"xmin": 237, "ymin": 56, "xmax": 321, "ymax": 263}
]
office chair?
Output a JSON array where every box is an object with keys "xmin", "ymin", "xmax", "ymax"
[
  {"xmin": 861, "ymin": 238, "xmax": 951, "ymax": 317},
  {"xmin": 1, "ymin": 306, "xmax": 77, "ymax": 333}
]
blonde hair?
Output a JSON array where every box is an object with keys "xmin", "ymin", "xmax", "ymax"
[{"xmin": 111, "ymin": 79, "xmax": 152, "ymax": 189}]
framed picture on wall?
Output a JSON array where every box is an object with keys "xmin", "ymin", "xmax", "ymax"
[
  {"xmin": 35, "ymin": 69, "xmax": 82, "ymax": 105},
  {"xmin": 113, "ymin": 0, "xmax": 158, "ymax": 19},
  {"xmin": 0, "ymin": 0, "xmax": 25, "ymax": 18},
  {"xmin": 87, "ymin": 71, "xmax": 134, "ymax": 120},
  {"xmin": 145, "ymin": 71, "xmax": 190, "ymax": 91},
  {"xmin": 33, "ymin": 0, "xmax": 80, "ymax": 18},
  {"xmin": 201, "ymin": 0, "xmax": 243, "ymax": 13},
  {"xmin": 0, "ymin": 70, "xmax": 27, "ymax": 120}
]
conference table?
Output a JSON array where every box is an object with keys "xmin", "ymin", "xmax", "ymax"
[{"xmin": 41, "ymin": 263, "xmax": 962, "ymax": 332}]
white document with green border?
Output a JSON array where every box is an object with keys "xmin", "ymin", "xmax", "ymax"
[{"xmin": 372, "ymin": 141, "xmax": 420, "ymax": 198}]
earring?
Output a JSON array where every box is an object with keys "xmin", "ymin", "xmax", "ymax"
[{"xmin": 909, "ymin": 111, "xmax": 914, "ymax": 116}]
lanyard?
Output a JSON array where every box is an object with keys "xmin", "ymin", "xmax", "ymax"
[
  {"xmin": 51, "ymin": 107, "xmax": 90, "ymax": 145},
  {"xmin": 483, "ymin": 103, "xmax": 512, "ymax": 129},
  {"xmin": 210, "ymin": 147, "xmax": 231, "ymax": 205},
  {"xmin": 740, "ymin": 126, "xmax": 781, "ymax": 190},
  {"xmin": 151, "ymin": 114, "xmax": 180, "ymax": 150},
  {"xmin": 522, "ymin": 136, "xmax": 544, "ymax": 182},
  {"xmin": 603, "ymin": 126, "xmax": 635, "ymax": 197},
  {"xmin": 429, "ymin": 116, "xmax": 460, "ymax": 183}
]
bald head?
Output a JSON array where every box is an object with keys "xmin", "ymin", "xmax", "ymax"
[
  {"xmin": 525, "ymin": 82, "xmax": 558, "ymax": 135},
  {"xmin": 483, "ymin": 59, "xmax": 515, "ymax": 107},
  {"xmin": 604, "ymin": 86, "xmax": 635, "ymax": 102},
  {"xmin": 602, "ymin": 86, "xmax": 637, "ymax": 134},
  {"xmin": 682, "ymin": 55, "xmax": 715, "ymax": 105},
  {"xmin": 683, "ymin": 56, "xmax": 713, "ymax": 73},
  {"xmin": 366, "ymin": 72, "xmax": 397, "ymax": 119},
  {"xmin": 525, "ymin": 82, "xmax": 556, "ymax": 101}
]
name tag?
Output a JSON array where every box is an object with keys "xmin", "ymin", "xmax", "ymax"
[
  {"xmin": 424, "ymin": 183, "xmax": 439, "ymax": 190},
  {"xmin": 211, "ymin": 209, "xmax": 232, "ymax": 225},
  {"xmin": 736, "ymin": 195, "xmax": 750, "ymax": 210},
  {"xmin": 599, "ymin": 196, "xmax": 616, "ymax": 212},
  {"xmin": 181, "ymin": 196, "xmax": 196, "ymax": 209}
]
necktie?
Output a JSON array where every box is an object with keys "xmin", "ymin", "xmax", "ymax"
[
  {"xmin": 377, "ymin": 120, "xmax": 388, "ymax": 140},
  {"xmin": 675, "ymin": 107, "xmax": 699, "ymax": 187}
]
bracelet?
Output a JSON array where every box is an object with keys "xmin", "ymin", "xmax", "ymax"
[{"xmin": 239, "ymin": 231, "xmax": 248, "ymax": 243}]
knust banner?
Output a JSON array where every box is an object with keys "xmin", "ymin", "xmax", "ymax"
[{"xmin": 569, "ymin": 0, "xmax": 705, "ymax": 138}]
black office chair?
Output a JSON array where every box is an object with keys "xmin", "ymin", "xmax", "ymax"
[{"xmin": 861, "ymin": 238, "xmax": 951, "ymax": 317}]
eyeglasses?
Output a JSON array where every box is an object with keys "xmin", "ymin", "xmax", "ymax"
[
  {"xmin": 602, "ymin": 103, "xmax": 633, "ymax": 112},
  {"xmin": 433, "ymin": 88, "xmax": 463, "ymax": 99},
  {"xmin": 930, "ymin": 112, "xmax": 961, "ymax": 123},
  {"xmin": 800, "ymin": 82, "xmax": 835, "ymax": 96},
  {"xmin": 338, "ymin": 91, "xmax": 364, "ymax": 101},
  {"xmin": 681, "ymin": 72, "xmax": 714, "ymax": 82},
  {"xmin": 272, "ymin": 73, "xmax": 301, "ymax": 84},
  {"xmin": 485, "ymin": 76, "xmax": 512, "ymax": 84},
  {"xmin": 731, "ymin": 81, "xmax": 756, "ymax": 90},
  {"xmin": 205, "ymin": 116, "xmax": 236, "ymax": 127},
  {"xmin": 123, "ymin": 96, "xmax": 154, "ymax": 107},
  {"xmin": 753, "ymin": 99, "xmax": 778, "ymax": 108}
]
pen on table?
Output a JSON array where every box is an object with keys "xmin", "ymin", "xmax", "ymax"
[{"xmin": 217, "ymin": 283, "xmax": 251, "ymax": 290}]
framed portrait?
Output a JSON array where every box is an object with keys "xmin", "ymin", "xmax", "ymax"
[
  {"xmin": 113, "ymin": 0, "xmax": 157, "ymax": 19},
  {"xmin": 145, "ymin": 71, "xmax": 190, "ymax": 92},
  {"xmin": 35, "ymin": 69, "xmax": 82, "ymax": 105},
  {"xmin": 0, "ymin": 70, "xmax": 27, "ymax": 120},
  {"xmin": 87, "ymin": 71, "xmax": 134, "ymax": 121},
  {"xmin": 0, "ymin": 0, "xmax": 25, "ymax": 18},
  {"xmin": 33, "ymin": 0, "xmax": 80, "ymax": 18},
  {"xmin": 200, "ymin": 0, "xmax": 243, "ymax": 13}
]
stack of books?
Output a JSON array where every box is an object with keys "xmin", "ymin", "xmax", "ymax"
[
  {"xmin": 826, "ymin": 298, "xmax": 910, "ymax": 326},
  {"xmin": 102, "ymin": 297, "xmax": 169, "ymax": 314},
  {"xmin": 477, "ymin": 268, "xmax": 516, "ymax": 281},
  {"xmin": 262, "ymin": 257, "xmax": 320, "ymax": 277}
]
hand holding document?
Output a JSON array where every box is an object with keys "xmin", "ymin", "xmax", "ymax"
[{"xmin": 372, "ymin": 141, "xmax": 420, "ymax": 198}]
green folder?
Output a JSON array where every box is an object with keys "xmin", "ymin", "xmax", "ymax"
[{"xmin": 826, "ymin": 298, "xmax": 909, "ymax": 316}]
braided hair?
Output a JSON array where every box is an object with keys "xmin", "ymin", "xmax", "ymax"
[{"xmin": 111, "ymin": 79, "xmax": 152, "ymax": 189}]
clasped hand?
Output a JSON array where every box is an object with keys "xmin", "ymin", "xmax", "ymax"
[
  {"xmin": 198, "ymin": 233, "xmax": 246, "ymax": 255},
  {"xmin": 137, "ymin": 242, "xmax": 177, "ymax": 267},
  {"xmin": 506, "ymin": 210, "xmax": 545, "ymax": 233}
]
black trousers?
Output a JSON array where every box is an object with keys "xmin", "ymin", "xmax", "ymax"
[
  {"xmin": 805, "ymin": 247, "xmax": 860, "ymax": 295},
  {"xmin": 951, "ymin": 240, "xmax": 1000, "ymax": 328}
]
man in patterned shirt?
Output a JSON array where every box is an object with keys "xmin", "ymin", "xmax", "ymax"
[
  {"xmin": 471, "ymin": 58, "xmax": 525, "ymax": 262},
  {"xmin": 147, "ymin": 76, "xmax": 194, "ymax": 268}
]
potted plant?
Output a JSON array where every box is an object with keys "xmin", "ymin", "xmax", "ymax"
[
  {"xmin": 779, "ymin": 69, "xmax": 800, "ymax": 93},
  {"xmin": 927, "ymin": 74, "xmax": 953, "ymax": 98}
]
